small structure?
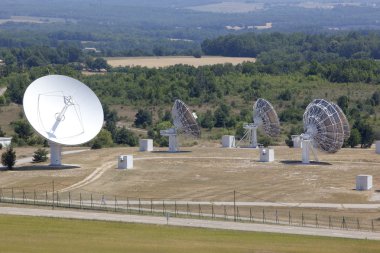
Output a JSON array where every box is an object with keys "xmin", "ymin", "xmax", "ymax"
[
  {"xmin": 356, "ymin": 175, "xmax": 372, "ymax": 191},
  {"xmin": 260, "ymin": 148, "xmax": 274, "ymax": 162},
  {"xmin": 0, "ymin": 137, "xmax": 12, "ymax": 148},
  {"xmin": 118, "ymin": 155, "xmax": 133, "ymax": 169},
  {"xmin": 376, "ymin": 140, "xmax": 380, "ymax": 154},
  {"xmin": 222, "ymin": 135, "xmax": 235, "ymax": 148},
  {"xmin": 139, "ymin": 139, "xmax": 153, "ymax": 152},
  {"xmin": 291, "ymin": 135, "xmax": 301, "ymax": 148}
]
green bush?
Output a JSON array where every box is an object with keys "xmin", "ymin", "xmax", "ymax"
[
  {"xmin": 32, "ymin": 148, "xmax": 48, "ymax": 163},
  {"xmin": 1, "ymin": 147, "xmax": 16, "ymax": 169}
]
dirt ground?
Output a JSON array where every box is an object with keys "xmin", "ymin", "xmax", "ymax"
[{"xmin": 1, "ymin": 144, "xmax": 380, "ymax": 204}]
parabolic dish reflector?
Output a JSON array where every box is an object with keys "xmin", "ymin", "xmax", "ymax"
[
  {"xmin": 331, "ymin": 102, "xmax": 350, "ymax": 140},
  {"xmin": 172, "ymin": 99, "xmax": 200, "ymax": 138},
  {"xmin": 303, "ymin": 99, "xmax": 345, "ymax": 153},
  {"xmin": 23, "ymin": 75, "xmax": 104, "ymax": 146},
  {"xmin": 253, "ymin": 98, "xmax": 280, "ymax": 137}
]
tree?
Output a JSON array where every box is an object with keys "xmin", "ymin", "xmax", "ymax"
[
  {"xmin": 134, "ymin": 109, "xmax": 152, "ymax": 128},
  {"xmin": 372, "ymin": 91, "xmax": 380, "ymax": 106},
  {"xmin": 347, "ymin": 128, "xmax": 361, "ymax": 148},
  {"xmin": 12, "ymin": 120, "xmax": 33, "ymax": 139},
  {"xmin": 91, "ymin": 129, "xmax": 114, "ymax": 149},
  {"xmin": 337, "ymin": 96, "xmax": 349, "ymax": 114},
  {"xmin": 32, "ymin": 148, "xmax": 48, "ymax": 163},
  {"xmin": 1, "ymin": 147, "xmax": 16, "ymax": 169},
  {"xmin": 115, "ymin": 127, "xmax": 138, "ymax": 146}
]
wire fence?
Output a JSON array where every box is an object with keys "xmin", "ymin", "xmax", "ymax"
[{"xmin": 0, "ymin": 186, "xmax": 378, "ymax": 233}]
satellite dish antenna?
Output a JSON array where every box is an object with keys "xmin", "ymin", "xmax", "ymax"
[
  {"xmin": 23, "ymin": 75, "xmax": 104, "ymax": 166},
  {"xmin": 238, "ymin": 98, "xmax": 280, "ymax": 148},
  {"xmin": 300, "ymin": 99, "xmax": 347, "ymax": 164},
  {"xmin": 160, "ymin": 99, "xmax": 200, "ymax": 152}
]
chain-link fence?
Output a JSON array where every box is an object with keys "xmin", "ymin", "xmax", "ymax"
[{"xmin": 0, "ymin": 187, "xmax": 378, "ymax": 232}]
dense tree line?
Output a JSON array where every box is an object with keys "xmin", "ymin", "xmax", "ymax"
[{"xmin": 202, "ymin": 32, "xmax": 380, "ymax": 84}]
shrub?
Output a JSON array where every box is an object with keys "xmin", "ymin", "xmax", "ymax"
[
  {"xmin": 32, "ymin": 148, "xmax": 48, "ymax": 163},
  {"xmin": 1, "ymin": 147, "xmax": 16, "ymax": 169}
]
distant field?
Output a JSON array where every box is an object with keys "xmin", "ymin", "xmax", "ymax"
[
  {"xmin": 186, "ymin": 2, "xmax": 264, "ymax": 13},
  {"xmin": 105, "ymin": 56, "xmax": 256, "ymax": 68},
  {"xmin": 0, "ymin": 16, "xmax": 66, "ymax": 25},
  {"xmin": 0, "ymin": 215, "xmax": 379, "ymax": 253}
]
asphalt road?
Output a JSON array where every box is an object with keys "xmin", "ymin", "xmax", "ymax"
[{"xmin": 0, "ymin": 206, "xmax": 379, "ymax": 240}]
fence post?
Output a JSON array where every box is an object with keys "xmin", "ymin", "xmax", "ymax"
[
  {"xmin": 275, "ymin": 210, "xmax": 279, "ymax": 224},
  {"xmin": 289, "ymin": 211, "xmax": 291, "ymax": 225},
  {"xmin": 262, "ymin": 209, "xmax": 265, "ymax": 223},
  {"xmin": 329, "ymin": 216, "xmax": 332, "ymax": 229},
  {"xmin": 34, "ymin": 190, "xmax": 36, "ymax": 205},
  {"xmin": 224, "ymin": 206, "xmax": 227, "ymax": 220},
  {"xmin": 302, "ymin": 213, "xmax": 304, "ymax": 227},
  {"xmin": 91, "ymin": 194, "xmax": 93, "ymax": 209},
  {"xmin": 236, "ymin": 206, "xmax": 240, "ymax": 221},
  {"xmin": 198, "ymin": 204, "xmax": 202, "ymax": 219},
  {"xmin": 69, "ymin": 192, "xmax": 71, "ymax": 208},
  {"xmin": 372, "ymin": 220, "xmax": 375, "ymax": 232},
  {"xmin": 22, "ymin": 189, "xmax": 25, "ymax": 204},
  {"xmin": 138, "ymin": 198, "xmax": 141, "ymax": 214},
  {"xmin": 127, "ymin": 197, "xmax": 130, "ymax": 213},
  {"xmin": 250, "ymin": 208, "xmax": 253, "ymax": 222},
  {"xmin": 56, "ymin": 191, "xmax": 59, "ymax": 207},
  {"xmin": 211, "ymin": 204, "xmax": 215, "ymax": 219},
  {"xmin": 162, "ymin": 200, "xmax": 165, "ymax": 215},
  {"xmin": 356, "ymin": 218, "xmax": 360, "ymax": 231},
  {"xmin": 0, "ymin": 188, "xmax": 2, "ymax": 202},
  {"xmin": 174, "ymin": 201, "xmax": 177, "ymax": 217},
  {"xmin": 315, "ymin": 214, "xmax": 319, "ymax": 228},
  {"xmin": 114, "ymin": 196, "xmax": 117, "ymax": 212},
  {"xmin": 151, "ymin": 199, "xmax": 153, "ymax": 214},
  {"xmin": 12, "ymin": 188, "xmax": 14, "ymax": 203},
  {"xmin": 341, "ymin": 216, "xmax": 347, "ymax": 230},
  {"xmin": 233, "ymin": 190, "xmax": 236, "ymax": 222},
  {"xmin": 187, "ymin": 203, "xmax": 190, "ymax": 217},
  {"xmin": 52, "ymin": 181, "xmax": 54, "ymax": 209},
  {"xmin": 80, "ymin": 193, "xmax": 82, "ymax": 209},
  {"xmin": 45, "ymin": 190, "xmax": 48, "ymax": 206}
]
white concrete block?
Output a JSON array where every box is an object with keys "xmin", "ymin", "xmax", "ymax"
[
  {"xmin": 291, "ymin": 135, "xmax": 301, "ymax": 148},
  {"xmin": 118, "ymin": 155, "xmax": 133, "ymax": 169},
  {"xmin": 356, "ymin": 175, "xmax": 372, "ymax": 191},
  {"xmin": 0, "ymin": 137, "xmax": 12, "ymax": 148},
  {"xmin": 260, "ymin": 148, "xmax": 274, "ymax": 162},
  {"xmin": 139, "ymin": 139, "xmax": 153, "ymax": 152},
  {"xmin": 376, "ymin": 141, "xmax": 380, "ymax": 154},
  {"xmin": 222, "ymin": 135, "xmax": 235, "ymax": 148}
]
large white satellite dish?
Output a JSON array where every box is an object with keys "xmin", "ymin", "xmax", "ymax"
[
  {"xmin": 300, "ymin": 99, "xmax": 348, "ymax": 164},
  {"xmin": 160, "ymin": 99, "xmax": 200, "ymax": 152},
  {"xmin": 23, "ymin": 75, "xmax": 104, "ymax": 166},
  {"xmin": 238, "ymin": 98, "xmax": 280, "ymax": 148}
]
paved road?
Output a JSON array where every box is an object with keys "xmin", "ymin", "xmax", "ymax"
[{"xmin": 0, "ymin": 206, "xmax": 378, "ymax": 240}]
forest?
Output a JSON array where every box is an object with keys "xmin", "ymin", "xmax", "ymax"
[{"xmin": 0, "ymin": 31, "xmax": 379, "ymax": 149}]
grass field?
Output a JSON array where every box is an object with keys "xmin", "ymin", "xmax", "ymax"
[
  {"xmin": 0, "ymin": 215, "xmax": 379, "ymax": 253},
  {"xmin": 105, "ymin": 56, "xmax": 256, "ymax": 68}
]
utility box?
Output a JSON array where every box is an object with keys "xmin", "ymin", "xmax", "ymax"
[
  {"xmin": 376, "ymin": 141, "xmax": 380, "ymax": 154},
  {"xmin": 291, "ymin": 135, "xmax": 301, "ymax": 148},
  {"xmin": 139, "ymin": 139, "xmax": 153, "ymax": 152},
  {"xmin": 222, "ymin": 135, "xmax": 235, "ymax": 148},
  {"xmin": 356, "ymin": 175, "xmax": 372, "ymax": 191},
  {"xmin": 0, "ymin": 137, "xmax": 12, "ymax": 148},
  {"xmin": 260, "ymin": 148, "xmax": 274, "ymax": 162},
  {"xmin": 118, "ymin": 155, "xmax": 133, "ymax": 169}
]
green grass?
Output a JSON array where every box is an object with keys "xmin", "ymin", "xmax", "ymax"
[{"xmin": 0, "ymin": 215, "xmax": 379, "ymax": 253}]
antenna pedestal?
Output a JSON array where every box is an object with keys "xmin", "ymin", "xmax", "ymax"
[
  {"xmin": 301, "ymin": 139, "xmax": 310, "ymax": 164},
  {"xmin": 237, "ymin": 123, "xmax": 259, "ymax": 148},
  {"xmin": 49, "ymin": 141, "xmax": 62, "ymax": 166},
  {"xmin": 160, "ymin": 128, "xmax": 178, "ymax": 152}
]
